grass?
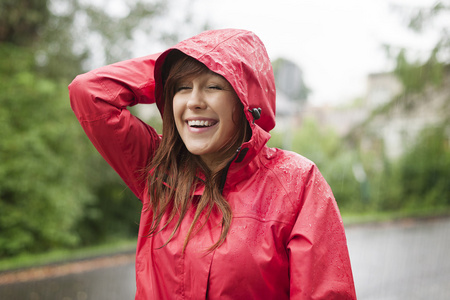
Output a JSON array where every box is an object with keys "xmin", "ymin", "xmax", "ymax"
[
  {"xmin": 342, "ymin": 206, "xmax": 450, "ymax": 226},
  {"xmin": 0, "ymin": 238, "xmax": 137, "ymax": 273}
]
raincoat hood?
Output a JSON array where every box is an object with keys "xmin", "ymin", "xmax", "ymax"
[{"xmin": 154, "ymin": 29, "xmax": 276, "ymax": 134}]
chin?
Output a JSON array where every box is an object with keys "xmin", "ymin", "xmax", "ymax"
[{"xmin": 185, "ymin": 147, "xmax": 209, "ymax": 157}]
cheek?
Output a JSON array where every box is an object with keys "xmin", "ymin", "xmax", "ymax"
[{"xmin": 220, "ymin": 102, "xmax": 242, "ymax": 139}]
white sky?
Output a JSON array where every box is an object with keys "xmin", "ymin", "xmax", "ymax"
[
  {"xmin": 178, "ymin": 0, "xmax": 441, "ymax": 106},
  {"xmin": 116, "ymin": 0, "xmax": 442, "ymax": 106}
]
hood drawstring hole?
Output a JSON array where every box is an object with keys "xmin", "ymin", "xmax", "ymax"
[{"xmin": 248, "ymin": 108, "xmax": 262, "ymax": 124}]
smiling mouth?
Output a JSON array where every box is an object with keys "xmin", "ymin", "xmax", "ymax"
[{"xmin": 188, "ymin": 120, "xmax": 217, "ymax": 127}]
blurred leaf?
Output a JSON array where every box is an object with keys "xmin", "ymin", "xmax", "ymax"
[
  {"xmin": 0, "ymin": 45, "xmax": 96, "ymax": 255},
  {"xmin": 0, "ymin": 0, "xmax": 200, "ymax": 257}
]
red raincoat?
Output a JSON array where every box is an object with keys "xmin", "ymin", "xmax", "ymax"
[{"xmin": 69, "ymin": 29, "xmax": 356, "ymax": 299}]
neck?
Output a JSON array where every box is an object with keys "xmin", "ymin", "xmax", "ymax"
[{"xmin": 200, "ymin": 146, "xmax": 240, "ymax": 172}]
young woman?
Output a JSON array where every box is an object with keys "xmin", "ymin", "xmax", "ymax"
[{"xmin": 69, "ymin": 29, "xmax": 356, "ymax": 299}]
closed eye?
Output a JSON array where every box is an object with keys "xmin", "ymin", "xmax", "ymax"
[
  {"xmin": 208, "ymin": 85, "xmax": 223, "ymax": 90},
  {"xmin": 176, "ymin": 86, "xmax": 191, "ymax": 92}
]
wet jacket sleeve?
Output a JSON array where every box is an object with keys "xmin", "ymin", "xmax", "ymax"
[
  {"xmin": 68, "ymin": 53, "xmax": 161, "ymax": 200},
  {"xmin": 287, "ymin": 165, "xmax": 356, "ymax": 299}
]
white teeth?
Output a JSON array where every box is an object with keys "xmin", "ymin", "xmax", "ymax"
[{"xmin": 188, "ymin": 120, "xmax": 215, "ymax": 127}]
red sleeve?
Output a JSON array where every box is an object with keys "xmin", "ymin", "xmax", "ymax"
[
  {"xmin": 68, "ymin": 53, "xmax": 162, "ymax": 200},
  {"xmin": 287, "ymin": 165, "xmax": 356, "ymax": 299}
]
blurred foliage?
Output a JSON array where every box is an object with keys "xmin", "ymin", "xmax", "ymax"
[
  {"xmin": 75, "ymin": 157, "xmax": 142, "ymax": 246},
  {"xmin": 38, "ymin": 0, "xmax": 169, "ymax": 80},
  {"xmin": 0, "ymin": 0, "xmax": 192, "ymax": 258},
  {"xmin": 397, "ymin": 124, "xmax": 450, "ymax": 209},
  {"xmin": 364, "ymin": 122, "xmax": 450, "ymax": 212},
  {"xmin": 0, "ymin": 43, "xmax": 142, "ymax": 256},
  {"xmin": 394, "ymin": 48, "xmax": 445, "ymax": 94},
  {"xmin": 373, "ymin": 1, "xmax": 450, "ymax": 212},
  {"xmin": 388, "ymin": 1, "xmax": 449, "ymax": 95},
  {"xmin": 269, "ymin": 118, "xmax": 362, "ymax": 211},
  {"xmin": 274, "ymin": 1, "xmax": 450, "ymax": 216},
  {"xmin": 0, "ymin": 0, "xmax": 50, "ymax": 46},
  {"xmin": 0, "ymin": 44, "xmax": 94, "ymax": 255},
  {"xmin": 407, "ymin": 1, "xmax": 449, "ymax": 33},
  {"xmin": 269, "ymin": 3, "xmax": 448, "ymax": 216},
  {"xmin": 270, "ymin": 118, "xmax": 450, "ymax": 215}
]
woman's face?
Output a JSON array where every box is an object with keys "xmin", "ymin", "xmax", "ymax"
[{"xmin": 172, "ymin": 71, "xmax": 241, "ymax": 168}]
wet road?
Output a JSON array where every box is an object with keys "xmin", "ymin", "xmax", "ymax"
[
  {"xmin": 1, "ymin": 217, "xmax": 449, "ymax": 299},
  {"xmin": 0, "ymin": 262, "xmax": 136, "ymax": 300},
  {"xmin": 347, "ymin": 217, "xmax": 450, "ymax": 300}
]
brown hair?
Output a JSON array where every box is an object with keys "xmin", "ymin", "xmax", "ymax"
[{"xmin": 146, "ymin": 51, "xmax": 250, "ymax": 251}]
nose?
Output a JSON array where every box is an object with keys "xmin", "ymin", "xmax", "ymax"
[{"xmin": 186, "ymin": 88, "xmax": 207, "ymax": 110}]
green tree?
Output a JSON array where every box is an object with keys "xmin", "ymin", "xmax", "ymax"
[
  {"xmin": 0, "ymin": 0, "xmax": 50, "ymax": 46},
  {"xmin": 0, "ymin": 0, "xmax": 198, "ymax": 256},
  {"xmin": 388, "ymin": 1, "xmax": 449, "ymax": 95},
  {"xmin": 0, "ymin": 45, "xmax": 95, "ymax": 255},
  {"xmin": 354, "ymin": 1, "xmax": 450, "ymax": 214},
  {"xmin": 269, "ymin": 118, "xmax": 362, "ymax": 211},
  {"xmin": 398, "ymin": 124, "xmax": 450, "ymax": 210}
]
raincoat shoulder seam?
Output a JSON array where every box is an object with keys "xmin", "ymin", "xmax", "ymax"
[
  {"xmin": 257, "ymin": 152, "xmax": 296, "ymax": 205},
  {"xmin": 233, "ymin": 214, "xmax": 294, "ymax": 226},
  {"xmin": 93, "ymin": 69, "xmax": 153, "ymax": 105},
  {"xmin": 77, "ymin": 112, "xmax": 113, "ymax": 123},
  {"xmin": 91, "ymin": 70, "xmax": 118, "ymax": 102}
]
